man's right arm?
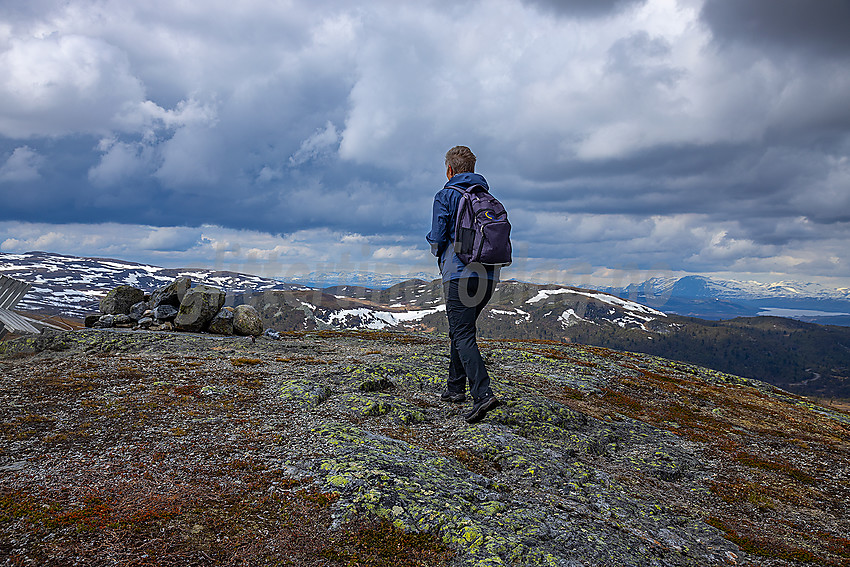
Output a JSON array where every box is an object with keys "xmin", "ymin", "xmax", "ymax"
[{"xmin": 426, "ymin": 192, "xmax": 450, "ymax": 259}]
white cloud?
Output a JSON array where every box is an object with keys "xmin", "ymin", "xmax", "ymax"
[
  {"xmin": 0, "ymin": 0, "xmax": 848, "ymax": 285},
  {"xmin": 0, "ymin": 34, "xmax": 144, "ymax": 137},
  {"xmin": 289, "ymin": 121, "xmax": 340, "ymax": 166},
  {"xmin": 88, "ymin": 139, "xmax": 151, "ymax": 187},
  {"xmin": 154, "ymin": 125, "xmax": 224, "ymax": 187},
  {"xmin": 0, "ymin": 146, "xmax": 43, "ymax": 182},
  {"xmin": 136, "ymin": 226, "xmax": 203, "ymax": 251}
]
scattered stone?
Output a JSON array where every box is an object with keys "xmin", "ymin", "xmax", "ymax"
[
  {"xmin": 99, "ymin": 286, "xmax": 145, "ymax": 315},
  {"xmin": 129, "ymin": 301, "xmax": 149, "ymax": 321},
  {"xmin": 0, "ymin": 461, "xmax": 27, "ymax": 472},
  {"xmin": 208, "ymin": 307, "xmax": 235, "ymax": 335},
  {"xmin": 174, "ymin": 285, "xmax": 225, "ymax": 332},
  {"xmin": 263, "ymin": 329, "xmax": 281, "ymax": 340},
  {"xmin": 153, "ymin": 304, "xmax": 179, "ymax": 321},
  {"xmin": 233, "ymin": 304, "xmax": 263, "ymax": 336},
  {"xmin": 114, "ymin": 314, "xmax": 133, "ymax": 327},
  {"xmin": 150, "ymin": 276, "xmax": 191, "ymax": 308},
  {"xmin": 152, "ymin": 321, "xmax": 174, "ymax": 332},
  {"xmin": 138, "ymin": 317, "xmax": 153, "ymax": 329},
  {"xmin": 93, "ymin": 314, "xmax": 115, "ymax": 328}
]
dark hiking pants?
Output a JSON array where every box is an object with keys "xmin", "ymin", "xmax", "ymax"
[{"xmin": 444, "ymin": 276, "xmax": 496, "ymax": 403}]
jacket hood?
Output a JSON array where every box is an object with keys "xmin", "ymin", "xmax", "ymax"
[{"xmin": 445, "ymin": 172, "xmax": 489, "ymax": 192}]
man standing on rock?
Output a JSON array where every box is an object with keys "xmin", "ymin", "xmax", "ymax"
[{"xmin": 426, "ymin": 145, "xmax": 503, "ymax": 423}]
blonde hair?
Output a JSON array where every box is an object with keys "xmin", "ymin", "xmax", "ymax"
[{"xmin": 445, "ymin": 146, "xmax": 476, "ymax": 174}]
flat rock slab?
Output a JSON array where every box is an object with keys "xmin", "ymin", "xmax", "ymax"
[{"xmin": 1, "ymin": 328, "xmax": 849, "ymax": 566}]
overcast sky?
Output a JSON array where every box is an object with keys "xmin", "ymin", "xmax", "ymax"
[{"xmin": 1, "ymin": 0, "xmax": 849, "ymax": 288}]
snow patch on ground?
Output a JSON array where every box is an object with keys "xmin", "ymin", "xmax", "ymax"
[{"xmin": 321, "ymin": 306, "xmax": 445, "ymax": 330}]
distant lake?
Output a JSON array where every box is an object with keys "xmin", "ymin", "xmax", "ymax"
[{"xmin": 758, "ymin": 307, "xmax": 850, "ymax": 318}]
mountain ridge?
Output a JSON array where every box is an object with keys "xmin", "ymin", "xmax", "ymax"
[
  {"xmin": 3, "ymin": 251, "xmax": 849, "ymax": 398},
  {"xmin": 604, "ymin": 275, "xmax": 850, "ymax": 324}
]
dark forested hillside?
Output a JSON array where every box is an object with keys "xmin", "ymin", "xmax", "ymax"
[{"xmin": 531, "ymin": 316, "xmax": 850, "ymax": 399}]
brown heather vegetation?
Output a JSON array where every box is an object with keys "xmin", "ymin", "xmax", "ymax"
[{"xmin": 1, "ymin": 329, "xmax": 849, "ymax": 566}]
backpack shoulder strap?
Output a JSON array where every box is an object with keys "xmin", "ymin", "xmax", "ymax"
[{"xmin": 448, "ymin": 184, "xmax": 487, "ymax": 195}]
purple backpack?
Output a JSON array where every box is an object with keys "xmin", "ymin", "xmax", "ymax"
[{"xmin": 451, "ymin": 185, "xmax": 512, "ymax": 267}]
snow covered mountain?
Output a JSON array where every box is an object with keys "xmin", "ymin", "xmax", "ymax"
[
  {"xmin": 602, "ymin": 275, "xmax": 850, "ymax": 324},
  {"xmin": 5, "ymin": 250, "xmax": 850, "ymax": 330},
  {"xmin": 0, "ymin": 251, "xmax": 306, "ymax": 319},
  {"xmin": 0, "ymin": 251, "xmax": 672, "ymax": 335},
  {"xmin": 237, "ymin": 278, "xmax": 671, "ymax": 338},
  {"xmin": 611, "ymin": 275, "xmax": 850, "ymax": 302}
]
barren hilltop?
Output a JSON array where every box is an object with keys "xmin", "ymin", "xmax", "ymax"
[{"xmin": 2, "ymin": 328, "xmax": 849, "ymax": 566}]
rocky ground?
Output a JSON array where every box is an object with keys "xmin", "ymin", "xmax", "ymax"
[{"xmin": 1, "ymin": 329, "xmax": 849, "ymax": 566}]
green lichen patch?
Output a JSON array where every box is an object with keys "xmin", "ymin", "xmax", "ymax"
[
  {"xmin": 343, "ymin": 356, "xmax": 447, "ymax": 391},
  {"xmin": 310, "ymin": 422, "xmax": 736, "ymax": 566},
  {"xmin": 278, "ymin": 378, "xmax": 333, "ymax": 407},
  {"xmin": 339, "ymin": 392, "xmax": 427, "ymax": 424}
]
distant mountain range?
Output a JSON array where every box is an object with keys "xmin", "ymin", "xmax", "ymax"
[
  {"xmin": 2, "ymin": 251, "xmax": 849, "ymax": 398},
  {"xmin": 601, "ymin": 275, "xmax": 850, "ymax": 325},
  {"xmin": 281, "ymin": 270, "xmax": 437, "ymax": 289},
  {"xmin": 281, "ymin": 269, "xmax": 850, "ymax": 325}
]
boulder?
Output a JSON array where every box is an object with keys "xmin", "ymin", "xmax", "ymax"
[
  {"xmin": 150, "ymin": 276, "xmax": 191, "ymax": 308},
  {"xmin": 99, "ymin": 286, "xmax": 145, "ymax": 315},
  {"xmin": 138, "ymin": 317, "xmax": 153, "ymax": 329},
  {"xmin": 84, "ymin": 314, "xmax": 101, "ymax": 328},
  {"xmin": 153, "ymin": 304, "xmax": 179, "ymax": 321},
  {"xmin": 208, "ymin": 307, "xmax": 234, "ymax": 335},
  {"xmin": 114, "ymin": 314, "xmax": 133, "ymax": 326},
  {"xmin": 233, "ymin": 304, "xmax": 263, "ymax": 336},
  {"xmin": 174, "ymin": 285, "xmax": 225, "ymax": 332},
  {"xmin": 129, "ymin": 301, "xmax": 149, "ymax": 321},
  {"xmin": 93, "ymin": 314, "xmax": 115, "ymax": 328}
]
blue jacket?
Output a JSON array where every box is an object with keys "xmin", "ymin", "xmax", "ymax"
[{"xmin": 426, "ymin": 172, "xmax": 498, "ymax": 283}]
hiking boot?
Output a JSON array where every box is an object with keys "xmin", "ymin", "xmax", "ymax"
[
  {"xmin": 440, "ymin": 390, "xmax": 467, "ymax": 403},
  {"xmin": 464, "ymin": 396, "xmax": 502, "ymax": 423}
]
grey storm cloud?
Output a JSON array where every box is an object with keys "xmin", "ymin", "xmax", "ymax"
[
  {"xmin": 1, "ymin": 0, "xmax": 849, "ymax": 283},
  {"xmin": 521, "ymin": 0, "xmax": 647, "ymax": 18},
  {"xmin": 700, "ymin": 0, "xmax": 850, "ymax": 58}
]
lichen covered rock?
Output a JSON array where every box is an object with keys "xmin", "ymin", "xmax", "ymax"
[
  {"xmin": 278, "ymin": 378, "xmax": 332, "ymax": 406},
  {"xmin": 152, "ymin": 304, "xmax": 179, "ymax": 321},
  {"xmin": 150, "ymin": 276, "xmax": 191, "ymax": 308},
  {"xmin": 174, "ymin": 285, "xmax": 225, "ymax": 332},
  {"xmin": 129, "ymin": 301, "xmax": 149, "ymax": 321},
  {"xmin": 208, "ymin": 307, "xmax": 235, "ymax": 335},
  {"xmin": 99, "ymin": 285, "xmax": 145, "ymax": 315},
  {"xmin": 233, "ymin": 304, "xmax": 263, "ymax": 336}
]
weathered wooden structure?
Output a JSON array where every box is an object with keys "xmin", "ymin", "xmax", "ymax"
[{"xmin": 0, "ymin": 275, "xmax": 39, "ymax": 338}]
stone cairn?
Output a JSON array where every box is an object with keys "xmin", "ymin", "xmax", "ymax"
[{"xmin": 87, "ymin": 277, "xmax": 264, "ymax": 337}]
